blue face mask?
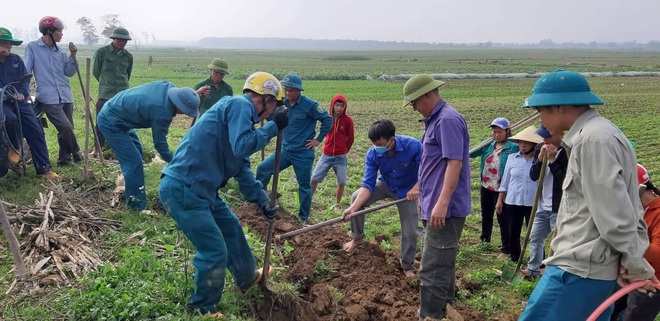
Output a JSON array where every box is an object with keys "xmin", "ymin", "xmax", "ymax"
[{"xmin": 373, "ymin": 139, "xmax": 392, "ymax": 155}]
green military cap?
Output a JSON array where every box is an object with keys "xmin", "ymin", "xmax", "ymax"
[
  {"xmin": 110, "ymin": 27, "xmax": 132, "ymax": 40},
  {"xmin": 402, "ymin": 74, "xmax": 445, "ymax": 107},
  {"xmin": 208, "ymin": 58, "xmax": 229, "ymax": 75}
]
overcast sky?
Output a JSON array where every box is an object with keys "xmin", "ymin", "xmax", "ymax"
[{"xmin": 2, "ymin": 0, "xmax": 659, "ymax": 44}]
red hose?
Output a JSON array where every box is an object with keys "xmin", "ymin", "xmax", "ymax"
[{"xmin": 587, "ymin": 280, "xmax": 660, "ymax": 321}]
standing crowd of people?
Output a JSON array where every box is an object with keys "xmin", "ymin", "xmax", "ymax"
[{"xmin": 1, "ymin": 16, "xmax": 658, "ymax": 321}]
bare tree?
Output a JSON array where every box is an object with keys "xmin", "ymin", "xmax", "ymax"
[
  {"xmin": 101, "ymin": 14, "xmax": 123, "ymax": 39},
  {"xmin": 76, "ymin": 17, "xmax": 99, "ymax": 46},
  {"xmin": 131, "ymin": 32, "xmax": 141, "ymax": 51},
  {"xmin": 142, "ymin": 31, "xmax": 150, "ymax": 44}
]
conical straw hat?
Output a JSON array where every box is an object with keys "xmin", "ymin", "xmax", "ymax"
[{"xmin": 510, "ymin": 125, "xmax": 543, "ymax": 144}]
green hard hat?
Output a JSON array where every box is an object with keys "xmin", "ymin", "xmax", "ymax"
[
  {"xmin": 110, "ymin": 27, "xmax": 132, "ymax": 40},
  {"xmin": 523, "ymin": 70, "xmax": 604, "ymax": 108},
  {"xmin": 0, "ymin": 27, "xmax": 23, "ymax": 45},
  {"xmin": 208, "ymin": 58, "xmax": 229, "ymax": 75},
  {"xmin": 402, "ymin": 74, "xmax": 445, "ymax": 107}
]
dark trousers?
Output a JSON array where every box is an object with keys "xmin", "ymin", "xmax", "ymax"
[
  {"xmin": 623, "ymin": 290, "xmax": 660, "ymax": 321},
  {"xmin": 481, "ymin": 187, "xmax": 510, "ymax": 251},
  {"xmin": 94, "ymin": 98, "xmax": 106, "ymax": 152},
  {"xmin": 504, "ymin": 204, "xmax": 532, "ymax": 262},
  {"xmin": 3, "ymin": 101, "xmax": 52, "ymax": 174},
  {"xmin": 419, "ymin": 216, "xmax": 466, "ymax": 320},
  {"xmin": 34, "ymin": 102, "xmax": 80, "ymax": 163}
]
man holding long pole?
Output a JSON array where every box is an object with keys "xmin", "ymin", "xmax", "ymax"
[{"xmin": 341, "ymin": 119, "xmax": 421, "ymax": 278}]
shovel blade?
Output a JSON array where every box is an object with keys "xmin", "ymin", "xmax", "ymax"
[{"xmin": 500, "ymin": 261, "xmax": 519, "ymax": 283}]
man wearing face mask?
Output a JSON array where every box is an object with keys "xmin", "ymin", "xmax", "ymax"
[{"xmin": 341, "ymin": 119, "xmax": 421, "ymax": 278}]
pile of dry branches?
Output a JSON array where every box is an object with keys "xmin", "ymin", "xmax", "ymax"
[{"xmin": 2, "ymin": 180, "xmax": 120, "ymax": 290}]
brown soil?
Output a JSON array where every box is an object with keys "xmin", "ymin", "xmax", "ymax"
[{"xmin": 234, "ymin": 203, "xmax": 487, "ymax": 321}]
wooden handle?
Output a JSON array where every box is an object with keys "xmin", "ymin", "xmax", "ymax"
[{"xmin": 275, "ymin": 198, "xmax": 408, "ymax": 240}]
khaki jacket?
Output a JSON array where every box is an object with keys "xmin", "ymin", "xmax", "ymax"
[{"xmin": 545, "ymin": 109, "xmax": 654, "ymax": 280}]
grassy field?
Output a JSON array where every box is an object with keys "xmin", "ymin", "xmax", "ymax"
[{"xmin": 1, "ymin": 48, "xmax": 660, "ymax": 320}]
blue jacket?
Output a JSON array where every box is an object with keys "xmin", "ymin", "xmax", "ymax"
[
  {"xmin": 162, "ymin": 94, "xmax": 278, "ymax": 207},
  {"xmin": 0, "ymin": 53, "xmax": 30, "ymax": 100},
  {"xmin": 101, "ymin": 81, "xmax": 177, "ymax": 162},
  {"xmin": 470, "ymin": 139, "xmax": 519, "ymax": 179},
  {"xmin": 362, "ymin": 135, "xmax": 421, "ymax": 199},
  {"xmin": 281, "ymin": 94, "xmax": 332, "ymax": 151}
]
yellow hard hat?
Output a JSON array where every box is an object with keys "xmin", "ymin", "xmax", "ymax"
[{"xmin": 243, "ymin": 72, "xmax": 283, "ymax": 102}]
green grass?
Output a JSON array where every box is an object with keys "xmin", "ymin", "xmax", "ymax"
[{"xmin": 2, "ymin": 48, "xmax": 660, "ymax": 320}]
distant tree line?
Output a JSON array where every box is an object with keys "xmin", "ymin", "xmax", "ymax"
[
  {"xmin": 198, "ymin": 37, "xmax": 660, "ymax": 51},
  {"xmin": 75, "ymin": 14, "xmax": 155, "ymax": 50}
]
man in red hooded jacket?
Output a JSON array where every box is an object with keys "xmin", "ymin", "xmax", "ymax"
[{"xmin": 311, "ymin": 94, "xmax": 354, "ymax": 212}]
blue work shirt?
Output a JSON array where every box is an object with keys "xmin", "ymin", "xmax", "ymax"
[
  {"xmin": 282, "ymin": 94, "xmax": 332, "ymax": 151},
  {"xmin": 419, "ymin": 99, "xmax": 471, "ymax": 220},
  {"xmin": 24, "ymin": 38, "xmax": 77, "ymax": 104},
  {"xmin": 162, "ymin": 94, "xmax": 278, "ymax": 206},
  {"xmin": 102, "ymin": 81, "xmax": 177, "ymax": 162},
  {"xmin": 362, "ymin": 135, "xmax": 421, "ymax": 199},
  {"xmin": 499, "ymin": 152, "xmax": 536, "ymax": 206},
  {"xmin": 0, "ymin": 53, "xmax": 30, "ymax": 100}
]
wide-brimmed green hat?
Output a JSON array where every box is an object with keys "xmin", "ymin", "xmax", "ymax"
[
  {"xmin": 208, "ymin": 58, "xmax": 229, "ymax": 75},
  {"xmin": 522, "ymin": 70, "xmax": 604, "ymax": 108},
  {"xmin": 402, "ymin": 74, "xmax": 445, "ymax": 107},
  {"xmin": 0, "ymin": 27, "xmax": 23, "ymax": 46},
  {"xmin": 109, "ymin": 27, "xmax": 132, "ymax": 40}
]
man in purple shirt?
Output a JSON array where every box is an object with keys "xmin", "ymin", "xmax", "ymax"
[
  {"xmin": 341, "ymin": 119, "xmax": 421, "ymax": 278},
  {"xmin": 403, "ymin": 74, "xmax": 470, "ymax": 320}
]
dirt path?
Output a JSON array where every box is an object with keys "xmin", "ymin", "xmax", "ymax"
[{"xmin": 235, "ymin": 204, "xmax": 485, "ymax": 321}]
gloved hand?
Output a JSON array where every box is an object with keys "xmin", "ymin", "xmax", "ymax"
[
  {"xmin": 272, "ymin": 106, "xmax": 289, "ymax": 130},
  {"xmin": 261, "ymin": 203, "xmax": 279, "ymax": 221}
]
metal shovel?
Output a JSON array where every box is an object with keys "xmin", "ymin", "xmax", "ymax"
[{"xmin": 260, "ymin": 128, "xmax": 283, "ymax": 290}]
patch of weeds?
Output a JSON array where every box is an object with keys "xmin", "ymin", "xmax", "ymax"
[
  {"xmin": 68, "ymin": 245, "xmax": 192, "ymax": 320},
  {"xmin": 465, "ymin": 290, "xmax": 505, "ymax": 316},
  {"xmin": 513, "ymin": 278, "xmax": 539, "ymax": 298},
  {"xmin": 465, "ymin": 268, "xmax": 500, "ymax": 287},
  {"xmin": 327, "ymin": 285, "xmax": 344, "ymax": 302},
  {"xmin": 379, "ymin": 239, "xmax": 393, "ymax": 251},
  {"xmin": 478, "ymin": 241, "xmax": 499, "ymax": 252},
  {"xmin": 313, "ymin": 254, "xmax": 337, "ymax": 281}
]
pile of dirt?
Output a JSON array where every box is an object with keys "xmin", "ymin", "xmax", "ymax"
[{"xmin": 235, "ymin": 203, "xmax": 486, "ymax": 321}]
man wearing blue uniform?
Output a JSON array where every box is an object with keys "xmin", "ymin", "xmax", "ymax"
[
  {"xmin": 159, "ymin": 72, "xmax": 289, "ymax": 318},
  {"xmin": 97, "ymin": 81, "xmax": 199, "ymax": 211},
  {"xmin": 0, "ymin": 27, "xmax": 58, "ymax": 179},
  {"xmin": 256, "ymin": 73, "xmax": 332, "ymax": 224}
]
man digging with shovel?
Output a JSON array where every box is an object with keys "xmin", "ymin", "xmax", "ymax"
[{"xmin": 159, "ymin": 72, "xmax": 288, "ymax": 319}]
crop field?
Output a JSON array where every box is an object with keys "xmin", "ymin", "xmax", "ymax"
[{"xmin": 1, "ymin": 48, "xmax": 660, "ymax": 320}]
